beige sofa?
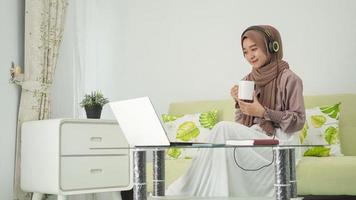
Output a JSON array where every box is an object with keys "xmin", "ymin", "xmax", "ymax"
[{"xmin": 147, "ymin": 94, "xmax": 356, "ymax": 196}]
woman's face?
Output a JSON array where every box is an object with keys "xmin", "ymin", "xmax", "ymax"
[{"xmin": 242, "ymin": 37, "xmax": 268, "ymax": 69}]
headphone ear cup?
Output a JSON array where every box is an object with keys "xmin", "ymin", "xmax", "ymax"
[
  {"xmin": 271, "ymin": 41, "xmax": 280, "ymax": 53},
  {"xmin": 268, "ymin": 41, "xmax": 279, "ymax": 53},
  {"xmin": 268, "ymin": 42, "xmax": 274, "ymax": 53}
]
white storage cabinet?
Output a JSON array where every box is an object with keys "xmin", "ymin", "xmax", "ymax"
[{"xmin": 21, "ymin": 119, "xmax": 133, "ymax": 200}]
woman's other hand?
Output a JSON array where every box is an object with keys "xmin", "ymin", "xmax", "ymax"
[
  {"xmin": 237, "ymin": 92, "xmax": 266, "ymax": 118},
  {"xmin": 230, "ymin": 85, "xmax": 239, "ymax": 101}
]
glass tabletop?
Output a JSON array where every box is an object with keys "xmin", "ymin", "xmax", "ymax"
[
  {"xmin": 90, "ymin": 143, "xmax": 326, "ymax": 150},
  {"xmin": 149, "ymin": 196, "xmax": 271, "ymax": 200},
  {"xmin": 148, "ymin": 195, "xmax": 304, "ymax": 200}
]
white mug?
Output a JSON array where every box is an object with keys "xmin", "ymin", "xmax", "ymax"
[{"xmin": 238, "ymin": 80, "xmax": 255, "ymax": 101}]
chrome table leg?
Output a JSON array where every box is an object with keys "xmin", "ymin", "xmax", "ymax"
[
  {"xmin": 153, "ymin": 150, "xmax": 165, "ymax": 197},
  {"xmin": 289, "ymin": 148, "xmax": 297, "ymax": 199},
  {"xmin": 133, "ymin": 150, "xmax": 146, "ymax": 200},
  {"xmin": 273, "ymin": 147, "xmax": 291, "ymax": 200}
]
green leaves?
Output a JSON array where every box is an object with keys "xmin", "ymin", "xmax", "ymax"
[
  {"xmin": 163, "ymin": 110, "xmax": 220, "ymax": 160},
  {"xmin": 199, "ymin": 110, "xmax": 218, "ymax": 130},
  {"xmin": 301, "ymin": 102, "xmax": 343, "ymax": 157},
  {"xmin": 324, "ymin": 126, "xmax": 339, "ymax": 145},
  {"xmin": 311, "ymin": 115, "xmax": 326, "ymax": 128},
  {"xmin": 176, "ymin": 121, "xmax": 200, "ymax": 141},
  {"xmin": 299, "ymin": 123, "xmax": 308, "ymax": 144},
  {"xmin": 80, "ymin": 90, "xmax": 109, "ymax": 108},
  {"xmin": 310, "ymin": 103, "xmax": 341, "ymax": 128},
  {"xmin": 167, "ymin": 148, "xmax": 182, "ymax": 159},
  {"xmin": 162, "ymin": 114, "xmax": 184, "ymax": 123},
  {"xmin": 304, "ymin": 147, "xmax": 331, "ymax": 157},
  {"xmin": 320, "ymin": 102, "xmax": 341, "ymax": 119}
]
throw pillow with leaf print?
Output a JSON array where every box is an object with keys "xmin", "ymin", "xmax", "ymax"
[
  {"xmin": 299, "ymin": 102, "xmax": 342, "ymax": 157},
  {"xmin": 162, "ymin": 110, "xmax": 219, "ymax": 160}
]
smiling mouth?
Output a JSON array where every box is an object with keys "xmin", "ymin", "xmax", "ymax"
[{"xmin": 251, "ymin": 60, "xmax": 258, "ymax": 64}]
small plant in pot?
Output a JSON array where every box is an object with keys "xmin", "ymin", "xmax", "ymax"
[{"xmin": 80, "ymin": 91, "xmax": 109, "ymax": 119}]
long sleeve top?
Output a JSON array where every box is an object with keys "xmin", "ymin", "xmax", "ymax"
[{"xmin": 235, "ymin": 69, "xmax": 305, "ymax": 134}]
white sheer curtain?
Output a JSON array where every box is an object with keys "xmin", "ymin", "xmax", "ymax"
[
  {"xmin": 72, "ymin": 0, "xmax": 99, "ymax": 118},
  {"xmin": 58, "ymin": 0, "xmax": 123, "ymax": 119},
  {"xmin": 56, "ymin": 0, "xmax": 98, "ymax": 119},
  {"xmin": 55, "ymin": 0, "xmax": 123, "ymax": 199}
]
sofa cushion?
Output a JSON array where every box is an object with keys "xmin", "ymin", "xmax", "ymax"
[
  {"xmin": 297, "ymin": 156, "xmax": 356, "ymax": 195},
  {"xmin": 162, "ymin": 110, "xmax": 219, "ymax": 160},
  {"xmin": 169, "ymin": 99, "xmax": 235, "ymax": 122},
  {"xmin": 304, "ymin": 94, "xmax": 356, "ymax": 156},
  {"xmin": 300, "ymin": 102, "xmax": 342, "ymax": 157}
]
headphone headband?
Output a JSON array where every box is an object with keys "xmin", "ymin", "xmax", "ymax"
[{"xmin": 241, "ymin": 26, "xmax": 279, "ymax": 53}]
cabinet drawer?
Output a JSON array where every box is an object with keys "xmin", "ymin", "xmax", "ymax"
[
  {"xmin": 60, "ymin": 156, "xmax": 130, "ymax": 191},
  {"xmin": 60, "ymin": 122, "xmax": 129, "ymax": 155}
]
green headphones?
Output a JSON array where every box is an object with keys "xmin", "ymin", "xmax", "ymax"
[{"xmin": 242, "ymin": 26, "xmax": 280, "ymax": 54}]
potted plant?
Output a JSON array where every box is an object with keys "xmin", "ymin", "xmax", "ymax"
[{"xmin": 80, "ymin": 91, "xmax": 109, "ymax": 119}]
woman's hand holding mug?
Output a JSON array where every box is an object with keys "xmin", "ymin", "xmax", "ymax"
[{"xmin": 230, "ymin": 85, "xmax": 239, "ymax": 101}]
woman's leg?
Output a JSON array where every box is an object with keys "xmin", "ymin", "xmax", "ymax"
[{"xmin": 166, "ymin": 121, "xmax": 275, "ymax": 197}]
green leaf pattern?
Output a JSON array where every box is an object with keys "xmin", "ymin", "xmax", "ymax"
[
  {"xmin": 301, "ymin": 102, "xmax": 342, "ymax": 157},
  {"xmin": 176, "ymin": 121, "xmax": 200, "ymax": 141},
  {"xmin": 299, "ymin": 123, "xmax": 308, "ymax": 144},
  {"xmin": 324, "ymin": 126, "xmax": 339, "ymax": 145},
  {"xmin": 167, "ymin": 148, "xmax": 182, "ymax": 159},
  {"xmin": 162, "ymin": 114, "xmax": 184, "ymax": 123},
  {"xmin": 199, "ymin": 110, "xmax": 218, "ymax": 129},
  {"xmin": 164, "ymin": 110, "xmax": 219, "ymax": 159},
  {"xmin": 311, "ymin": 115, "xmax": 326, "ymax": 128},
  {"xmin": 320, "ymin": 102, "xmax": 341, "ymax": 120},
  {"xmin": 304, "ymin": 147, "xmax": 331, "ymax": 157}
]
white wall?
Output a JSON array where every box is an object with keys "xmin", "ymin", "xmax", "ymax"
[
  {"xmin": 0, "ymin": 0, "xmax": 24, "ymax": 199},
  {"xmin": 53, "ymin": 0, "xmax": 356, "ymax": 119}
]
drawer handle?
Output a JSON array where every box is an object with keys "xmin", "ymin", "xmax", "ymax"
[
  {"xmin": 90, "ymin": 137, "xmax": 102, "ymax": 142},
  {"xmin": 90, "ymin": 168, "xmax": 103, "ymax": 174}
]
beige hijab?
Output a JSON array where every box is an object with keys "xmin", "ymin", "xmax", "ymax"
[{"xmin": 240, "ymin": 25, "xmax": 289, "ymax": 135}]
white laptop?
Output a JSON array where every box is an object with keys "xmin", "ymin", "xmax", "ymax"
[{"xmin": 109, "ymin": 96, "xmax": 207, "ymax": 147}]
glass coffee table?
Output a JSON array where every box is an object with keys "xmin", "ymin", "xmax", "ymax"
[{"xmin": 123, "ymin": 144, "xmax": 320, "ymax": 200}]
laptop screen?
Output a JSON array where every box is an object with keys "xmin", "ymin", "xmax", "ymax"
[{"xmin": 109, "ymin": 97, "xmax": 171, "ymax": 147}]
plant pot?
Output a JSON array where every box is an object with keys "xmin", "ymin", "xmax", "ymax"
[{"xmin": 84, "ymin": 105, "xmax": 102, "ymax": 119}]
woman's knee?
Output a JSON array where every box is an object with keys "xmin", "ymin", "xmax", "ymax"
[
  {"xmin": 214, "ymin": 121, "xmax": 236, "ymax": 129},
  {"xmin": 210, "ymin": 121, "xmax": 241, "ymax": 139}
]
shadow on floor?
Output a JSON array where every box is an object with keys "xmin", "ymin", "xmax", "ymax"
[{"xmin": 121, "ymin": 190, "xmax": 133, "ymax": 200}]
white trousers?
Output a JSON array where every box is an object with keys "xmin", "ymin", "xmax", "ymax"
[{"xmin": 166, "ymin": 121, "xmax": 300, "ymax": 197}]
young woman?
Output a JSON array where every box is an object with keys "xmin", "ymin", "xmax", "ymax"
[{"xmin": 166, "ymin": 25, "xmax": 305, "ymax": 197}]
